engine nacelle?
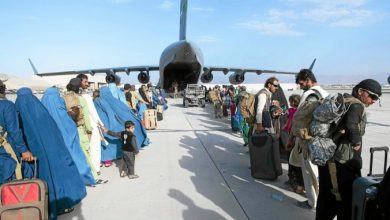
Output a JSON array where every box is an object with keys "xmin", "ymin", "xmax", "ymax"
[
  {"xmin": 105, "ymin": 73, "xmax": 121, "ymax": 84},
  {"xmin": 200, "ymin": 73, "xmax": 213, "ymax": 83},
  {"xmin": 138, "ymin": 72, "xmax": 150, "ymax": 84},
  {"xmin": 229, "ymin": 73, "xmax": 245, "ymax": 85}
]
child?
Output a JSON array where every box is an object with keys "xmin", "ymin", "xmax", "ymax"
[
  {"xmin": 283, "ymin": 94, "xmax": 304, "ymax": 195},
  {"xmin": 283, "ymin": 94, "xmax": 300, "ymax": 134},
  {"xmin": 103, "ymin": 120, "xmax": 140, "ymax": 179}
]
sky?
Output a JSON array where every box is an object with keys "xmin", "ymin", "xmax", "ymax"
[{"xmin": 1, "ymin": 0, "xmax": 390, "ymax": 85}]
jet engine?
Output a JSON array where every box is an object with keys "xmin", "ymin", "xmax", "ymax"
[
  {"xmin": 138, "ymin": 71, "xmax": 150, "ymax": 84},
  {"xmin": 229, "ymin": 72, "xmax": 245, "ymax": 84},
  {"xmin": 200, "ymin": 71, "xmax": 213, "ymax": 83}
]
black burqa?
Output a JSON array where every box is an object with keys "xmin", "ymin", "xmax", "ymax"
[{"xmin": 271, "ymin": 86, "xmax": 289, "ymax": 161}]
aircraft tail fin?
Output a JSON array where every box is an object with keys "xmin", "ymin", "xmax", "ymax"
[
  {"xmin": 179, "ymin": 0, "xmax": 188, "ymax": 41},
  {"xmin": 309, "ymin": 58, "xmax": 316, "ymax": 70},
  {"xmin": 28, "ymin": 58, "xmax": 39, "ymax": 75}
]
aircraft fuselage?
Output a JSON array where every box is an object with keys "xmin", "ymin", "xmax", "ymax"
[{"xmin": 159, "ymin": 40, "xmax": 204, "ymax": 91}]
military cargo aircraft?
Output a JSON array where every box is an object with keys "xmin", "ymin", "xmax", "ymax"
[{"xmin": 31, "ymin": 0, "xmax": 314, "ymax": 91}]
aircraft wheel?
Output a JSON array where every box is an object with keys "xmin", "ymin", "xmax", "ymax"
[
  {"xmin": 198, "ymin": 99, "xmax": 205, "ymax": 108},
  {"xmin": 184, "ymin": 100, "xmax": 189, "ymax": 108}
]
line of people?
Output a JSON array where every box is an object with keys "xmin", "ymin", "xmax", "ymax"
[
  {"xmin": 0, "ymin": 74, "xmax": 169, "ymax": 219},
  {"xmin": 210, "ymin": 72, "xmax": 382, "ymax": 220}
]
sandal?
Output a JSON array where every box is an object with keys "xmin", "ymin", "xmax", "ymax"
[
  {"xmin": 294, "ymin": 186, "xmax": 305, "ymax": 195},
  {"xmin": 96, "ymin": 179, "xmax": 109, "ymax": 184},
  {"xmin": 120, "ymin": 171, "xmax": 127, "ymax": 178},
  {"xmin": 104, "ymin": 161, "xmax": 112, "ymax": 167},
  {"xmin": 59, "ymin": 207, "xmax": 74, "ymax": 215}
]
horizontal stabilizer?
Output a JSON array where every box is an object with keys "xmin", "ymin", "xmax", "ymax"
[
  {"xmin": 309, "ymin": 58, "xmax": 316, "ymax": 70},
  {"xmin": 28, "ymin": 59, "xmax": 39, "ymax": 75}
]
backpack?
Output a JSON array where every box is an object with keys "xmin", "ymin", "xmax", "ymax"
[
  {"xmin": 304, "ymin": 94, "xmax": 364, "ymax": 166},
  {"xmin": 239, "ymin": 90, "xmax": 270, "ymax": 124},
  {"xmin": 63, "ymin": 92, "xmax": 84, "ymax": 127},
  {"xmin": 238, "ymin": 91, "xmax": 257, "ymax": 124},
  {"xmin": 208, "ymin": 89, "xmax": 218, "ymax": 102},
  {"xmin": 291, "ymin": 99, "xmax": 322, "ymax": 140}
]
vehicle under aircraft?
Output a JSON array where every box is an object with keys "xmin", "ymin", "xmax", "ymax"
[{"xmin": 31, "ymin": 0, "xmax": 314, "ymax": 91}]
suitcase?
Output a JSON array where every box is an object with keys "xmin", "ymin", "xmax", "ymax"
[
  {"xmin": 0, "ymin": 160, "xmax": 48, "ymax": 220},
  {"xmin": 249, "ymin": 131, "xmax": 282, "ymax": 180},
  {"xmin": 352, "ymin": 146, "xmax": 389, "ymax": 220},
  {"xmin": 143, "ymin": 109, "xmax": 157, "ymax": 130},
  {"xmin": 156, "ymin": 105, "xmax": 163, "ymax": 121},
  {"xmin": 378, "ymin": 167, "xmax": 390, "ymax": 219}
]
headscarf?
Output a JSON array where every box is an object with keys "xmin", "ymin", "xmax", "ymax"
[{"xmin": 108, "ymin": 83, "xmax": 127, "ymax": 105}]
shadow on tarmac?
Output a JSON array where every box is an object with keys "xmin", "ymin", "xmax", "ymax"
[
  {"xmin": 176, "ymin": 103, "xmax": 314, "ymax": 219},
  {"xmin": 168, "ymin": 189, "xmax": 228, "ymax": 220}
]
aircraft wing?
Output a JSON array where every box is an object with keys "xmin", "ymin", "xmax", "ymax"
[
  {"xmin": 201, "ymin": 59, "xmax": 316, "ymax": 84},
  {"xmin": 29, "ymin": 59, "xmax": 159, "ymax": 77},
  {"xmin": 33, "ymin": 65, "xmax": 159, "ymax": 77},
  {"xmin": 203, "ymin": 66, "xmax": 297, "ymax": 75},
  {"xmin": 203, "ymin": 59, "xmax": 316, "ymax": 76}
]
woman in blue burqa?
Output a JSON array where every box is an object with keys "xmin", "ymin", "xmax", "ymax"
[
  {"xmin": 151, "ymin": 86, "xmax": 168, "ymax": 111},
  {"xmin": 98, "ymin": 86, "xmax": 150, "ymax": 148},
  {"xmin": 0, "ymin": 81, "xmax": 34, "ymax": 184},
  {"xmin": 106, "ymin": 74, "xmax": 127, "ymax": 105},
  {"xmin": 93, "ymin": 90, "xmax": 123, "ymax": 164},
  {"xmin": 15, "ymin": 87, "xmax": 86, "ymax": 220},
  {"xmin": 41, "ymin": 87, "xmax": 96, "ymax": 186}
]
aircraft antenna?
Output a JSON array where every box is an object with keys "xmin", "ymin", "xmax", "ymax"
[{"xmin": 179, "ymin": 0, "xmax": 188, "ymax": 40}]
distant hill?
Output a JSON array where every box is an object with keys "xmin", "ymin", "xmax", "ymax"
[{"xmin": 1, "ymin": 74, "xmax": 51, "ymax": 90}]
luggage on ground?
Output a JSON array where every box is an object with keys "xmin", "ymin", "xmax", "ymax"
[
  {"xmin": 249, "ymin": 131, "xmax": 282, "ymax": 180},
  {"xmin": 143, "ymin": 109, "xmax": 157, "ymax": 130},
  {"xmin": 156, "ymin": 105, "xmax": 163, "ymax": 121},
  {"xmin": 0, "ymin": 160, "xmax": 49, "ymax": 220},
  {"xmin": 378, "ymin": 166, "xmax": 390, "ymax": 220},
  {"xmin": 352, "ymin": 146, "xmax": 389, "ymax": 220}
]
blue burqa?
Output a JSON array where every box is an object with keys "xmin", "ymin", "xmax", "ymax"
[
  {"xmin": 152, "ymin": 88, "xmax": 168, "ymax": 110},
  {"xmin": 41, "ymin": 87, "xmax": 96, "ymax": 185},
  {"xmin": 0, "ymin": 99, "xmax": 33, "ymax": 184},
  {"xmin": 15, "ymin": 88, "xmax": 86, "ymax": 220},
  {"xmin": 108, "ymin": 83, "xmax": 127, "ymax": 105},
  {"xmin": 94, "ymin": 96, "xmax": 123, "ymax": 161},
  {"xmin": 99, "ymin": 87, "xmax": 150, "ymax": 148}
]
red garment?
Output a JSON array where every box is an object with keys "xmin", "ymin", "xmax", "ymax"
[
  {"xmin": 230, "ymin": 102, "xmax": 236, "ymax": 116},
  {"xmin": 283, "ymin": 107, "xmax": 297, "ymax": 132}
]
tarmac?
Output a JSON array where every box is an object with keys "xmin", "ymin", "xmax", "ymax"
[{"xmin": 57, "ymin": 92, "xmax": 389, "ymax": 220}]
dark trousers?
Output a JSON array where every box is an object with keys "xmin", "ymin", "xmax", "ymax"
[
  {"xmin": 122, "ymin": 151, "xmax": 135, "ymax": 175},
  {"xmin": 287, "ymin": 150, "xmax": 304, "ymax": 186},
  {"xmin": 316, "ymin": 161, "xmax": 359, "ymax": 220}
]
